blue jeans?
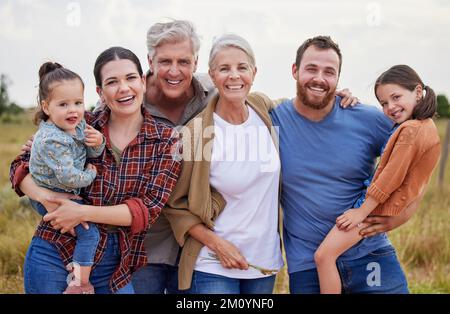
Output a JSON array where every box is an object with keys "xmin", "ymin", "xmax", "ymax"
[
  {"xmin": 132, "ymin": 263, "xmax": 184, "ymax": 294},
  {"xmin": 289, "ymin": 245, "xmax": 409, "ymax": 294},
  {"xmin": 24, "ymin": 234, "xmax": 134, "ymax": 294},
  {"xmin": 29, "ymin": 199, "xmax": 100, "ymax": 267},
  {"xmin": 189, "ymin": 270, "xmax": 276, "ymax": 294}
]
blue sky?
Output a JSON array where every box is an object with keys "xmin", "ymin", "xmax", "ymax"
[{"xmin": 1, "ymin": 0, "xmax": 449, "ymax": 108}]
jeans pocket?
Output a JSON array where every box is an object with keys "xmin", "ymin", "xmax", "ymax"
[{"xmin": 368, "ymin": 245, "xmax": 396, "ymax": 257}]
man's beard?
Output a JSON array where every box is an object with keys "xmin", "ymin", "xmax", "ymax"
[{"xmin": 296, "ymin": 81, "xmax": 336, "ymax": 110}]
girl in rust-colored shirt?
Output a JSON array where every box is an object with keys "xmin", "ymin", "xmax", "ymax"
[{"xmin": 315, "ymin": 65, "xmax": 441, "ymax": 294}]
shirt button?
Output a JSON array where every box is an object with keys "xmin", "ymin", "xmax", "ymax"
[
  {"xmin": 401, "ymin": 196, "xmax": 407, "ymax": 201},
  {"xmin": 395, "ymin": 202, "xmax": 400, "ymax": 206}
]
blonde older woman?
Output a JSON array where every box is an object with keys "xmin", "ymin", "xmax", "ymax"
[{"xmin": 164, "ymin": 34, "xmax": 283, "ymax": 294}]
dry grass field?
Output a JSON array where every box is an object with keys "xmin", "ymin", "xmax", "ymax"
[{"xmin": 0, "ymin": 113, "xmax": 449, "ymax": 293}]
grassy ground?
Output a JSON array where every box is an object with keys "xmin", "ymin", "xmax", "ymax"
[
  {"xmin": 0, "ymin": 112, "xmax": 39, "ymax": 293},
  {"xmin": 0, "ymin": 114, "xmax": 449, "ymax": 293}
]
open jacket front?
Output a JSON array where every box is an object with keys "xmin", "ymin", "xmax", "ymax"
[{"xmin": 163, "ymin": 92, "xmax": 281, "ymax": 290}]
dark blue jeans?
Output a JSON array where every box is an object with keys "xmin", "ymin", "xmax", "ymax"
[
  {"xmin": 131, "ymin": 263, "xmax": 184, "ymax": 294},
  {"xmin": 189, "ymin": 270, "xmax": 276, "ymax": 294},
  {"xmin": 29, "ymin": 199, "xmax": 100, "ymax": 267},
  {"xmin": 24, "ymin": 234, "xmax": 134, "ymax": 294},
  {"xmin": 289, "ymin": 245, "xmax": 409, "ymax": 294}
]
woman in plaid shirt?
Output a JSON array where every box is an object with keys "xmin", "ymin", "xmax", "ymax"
[{"xmin": 10, "ymin": 47, "xmax": 181, "ymax": 294}]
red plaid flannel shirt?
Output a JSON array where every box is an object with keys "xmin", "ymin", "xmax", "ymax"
[{"xmin": 10, "ymin": 107, "xmax": 181, "ymax": 292}]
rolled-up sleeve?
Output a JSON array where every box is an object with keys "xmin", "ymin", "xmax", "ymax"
[
  {"xmin": 164, "ymin": 206, "xmax": 203, "ymax": 247},
  {"xmin": 10, "ymin": 152, "xmax": 30, "ymax": 197},
  {"xmin": 124, "ymin": 198, "xmax": 149, "ymax": 234}
]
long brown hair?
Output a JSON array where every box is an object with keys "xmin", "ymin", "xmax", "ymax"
[
  {"xmin": 34, "ymin": 62, "xmax": 84, "ymax": 125},
  {"xmin": 374, "ymin": 65, "xmax": 436, "ymax": 120}
]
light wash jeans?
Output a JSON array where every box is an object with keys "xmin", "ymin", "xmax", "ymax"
[
  {"xmin": 189, "ymin": 270, "xmax": 276, "ymax": 294},
  {"xmin": 24, "ymin": 234, "xmax": 134, "ymax": 294}
]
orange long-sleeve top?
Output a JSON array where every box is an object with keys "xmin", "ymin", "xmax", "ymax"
[{"xmin": 367, "ymin": 118, "xmax": 441, "ymax": 216}]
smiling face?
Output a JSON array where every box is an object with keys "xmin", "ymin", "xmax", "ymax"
[
  {"xmin": 208, "ymin": 47, "xmax": 256, "ymax": 104},
  {"xmin": 42, "ymin": 79, "xmax": 84, "ymax": 134},
  {"xmin": 293, "ymin": 46, "xmax": 339, "ymax": 110},
  {"xmin": 376, "ymin": 83, "xmax": 421, "ymax": 124},
  {"xmin": 97, "ymin": 59, "xmax": 146, "ymax": 118},
  {"xmin": 149, "ymin": 39, "xmax": 197, "ymax": 101}
]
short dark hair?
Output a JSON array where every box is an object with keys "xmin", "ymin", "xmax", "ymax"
[
  {"xmin": 93, "ymin": 46, "xmax": 143, "ymax": 87},
  {"xmin": 295, "ymin": 36, "xmax": 342, "ymax": 74},
  {"xmin": 375, "ymin": 65, "xmax": 436, "ymax": 120}
]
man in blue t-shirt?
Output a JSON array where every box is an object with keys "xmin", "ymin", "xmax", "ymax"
[{"xmin": 270, "ymin": 36, "xmax": 413, "ymax": 294}]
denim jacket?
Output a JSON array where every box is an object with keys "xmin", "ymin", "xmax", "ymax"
[{"xmin": 29, "ymin": 119, "xmax": 105, "ymax": 194}]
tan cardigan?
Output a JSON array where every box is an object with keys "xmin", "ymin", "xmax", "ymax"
[
  {"xmin": 368, "ymin": 118, "xmax": 441, "ymax": 216},
  {"xmin": 163, "ymin": 92, "xmax": 279, "ymax": 290}
]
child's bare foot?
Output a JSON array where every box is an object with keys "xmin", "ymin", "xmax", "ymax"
[{"xmin": 63, "ymin": 282, "xmax": 95, "ymax": 294}]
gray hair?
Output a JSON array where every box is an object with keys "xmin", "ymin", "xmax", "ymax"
[
  {"xmin": 208, "ymin": 34, "xmax": 256, "ymax": 70},
  {"xmin": 146, "ymin": 20, "xmax": 201, "ymax": 60}
]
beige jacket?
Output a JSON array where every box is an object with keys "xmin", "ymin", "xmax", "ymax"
[{"xmin": 163, "ymin": 92, "xmax": 280, "ymax": 290}]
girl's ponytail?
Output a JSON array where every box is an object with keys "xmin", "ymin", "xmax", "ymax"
[{"xmin": 412, "ymin": 85, "xmax": 437, "ymax": 120}]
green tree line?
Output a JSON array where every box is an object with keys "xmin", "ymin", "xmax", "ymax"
[
  {"xmin": 0, "ymin": 74, "xmax": 24, "ymax": 116},
  {"xmin": 437, "ymin": 95, "xmax": 450, "ymax": 118}
]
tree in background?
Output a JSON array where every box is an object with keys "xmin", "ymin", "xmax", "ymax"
[
  {"xmin": 437, "ymin": 94, "xmax": 450, "ymax": 118},
  {"xmin": 0, "ymin": 74, "xmax": 10, "ymax": 116},
  {"xmin": 7, "ymin": 102, "xmax": 24, "ymax": 115},
  {"xmin": 0, "ymin": 74, "xmax": 23, "ymax": 116}
]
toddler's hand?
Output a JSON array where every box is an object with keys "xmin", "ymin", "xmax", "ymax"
[
  {"xmin": 336, "ymin": 208, "xmax": 366, "ymax": 231},
  {"xmin": 86, "ymin": 163, "xmax": 97, "ymax": 174},
  {"xmin": 84, "ymin": 124, "xmax": 104, "ymax": 147}
]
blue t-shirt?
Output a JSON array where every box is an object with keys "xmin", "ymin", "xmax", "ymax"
[{"xmin": 270, "ymin": 96, "xmax": 394, "ymax": 273}]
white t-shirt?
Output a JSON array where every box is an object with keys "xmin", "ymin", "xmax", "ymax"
[{"xmin": 194, "ymin": 106, "xmax": 284, "ymax": 279}]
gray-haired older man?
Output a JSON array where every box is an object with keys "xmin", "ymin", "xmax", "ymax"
[{"xmin": 131, "ymin": 20, "xmax": 216, "ymax": 294}]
